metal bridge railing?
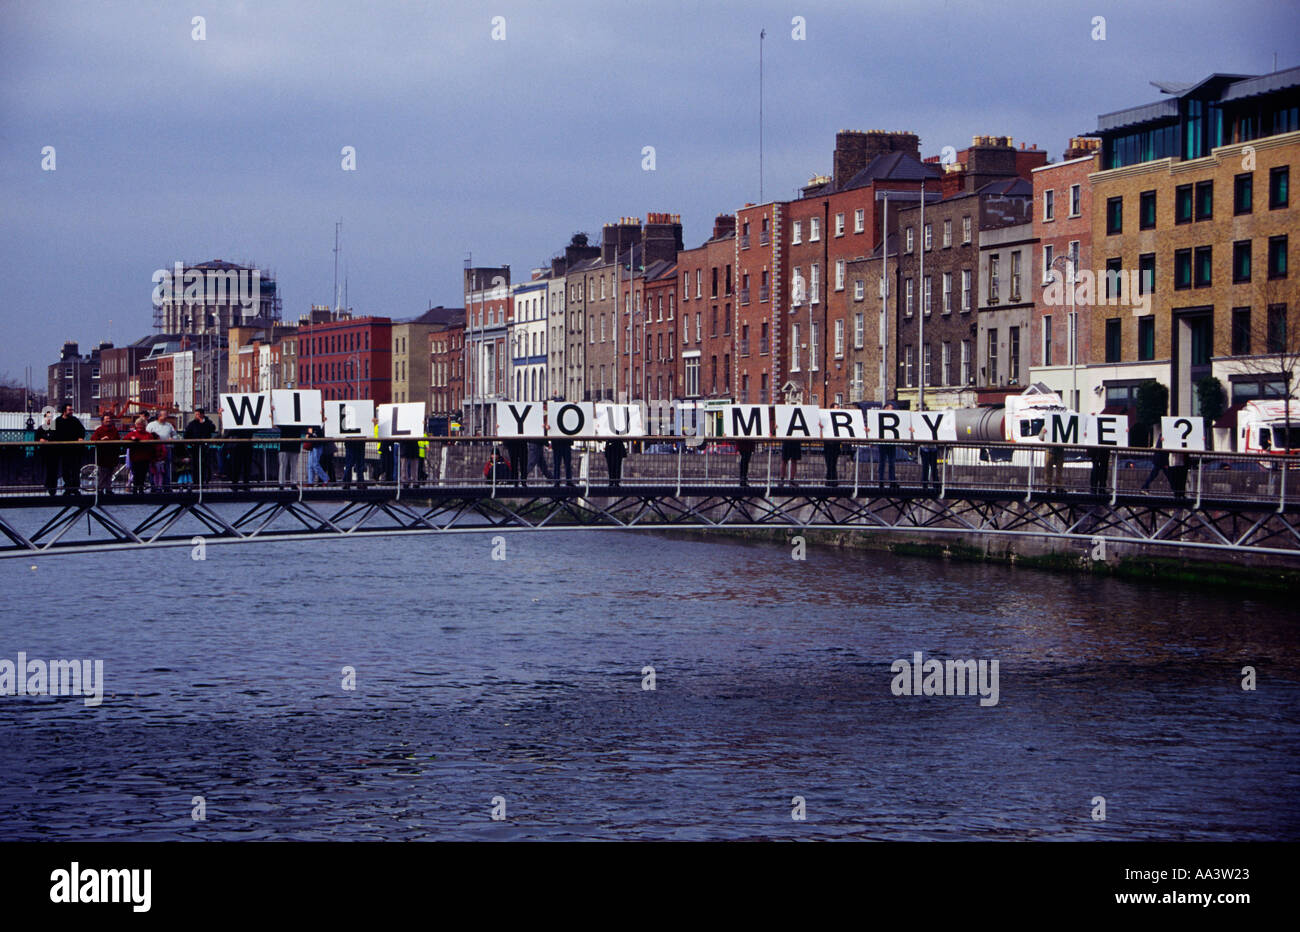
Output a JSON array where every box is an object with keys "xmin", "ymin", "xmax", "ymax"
[{"xmin": 0, "ymin": 436, "xmax": 1296, "ymax": 509}]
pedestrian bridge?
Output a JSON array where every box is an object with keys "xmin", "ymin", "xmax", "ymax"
[{"xmin": 0, "ymin": 437, "xmax": 1295, "ymax": 561}]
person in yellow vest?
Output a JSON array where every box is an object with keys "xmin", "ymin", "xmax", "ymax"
[{"xmin": 417, "ymin": 439, "xmax": 429, "ymax": 483}]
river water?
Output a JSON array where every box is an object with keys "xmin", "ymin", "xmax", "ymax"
[{"xmin": 0, "ymin": 531, "xmax": 1296, "ymax": 840}]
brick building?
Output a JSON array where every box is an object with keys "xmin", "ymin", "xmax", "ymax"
[
  {"xmin": 676, "ymin": 214, "xmax": 735, "ymax": 401},
  {"xmin": 429, "ymin": 318, "xmax": 466, "ymax": 422},
  {"xmin": 1086, "ymin": 68, "xmax": 1299, "ymax": 416},
  {"xmin": 641, "ymin": 258, "xmax": 679, "ymax": 403},
  {"xmin": 734, "ymin": 201, "xmax": 785, "ymax": 403},
  {"xmin": 298, "ymin": 314, "xmax": 393, "ymax": 404},
  {"xmin": 1030, "ymin": 139, "xmax": 1101, "ymax": 412}
]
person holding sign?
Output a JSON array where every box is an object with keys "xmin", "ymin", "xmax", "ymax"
[
  {"xmin": 604, "ymin": 438, "xmax": 627, "ymax": 488},
  {"xmin": 780, "ymin": 440, "xmax": 801, "ymax": 487},
  {"xmin": 736, "ymin": 438, "xmax": 755, "ymax": 488}
]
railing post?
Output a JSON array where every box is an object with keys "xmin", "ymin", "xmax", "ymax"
[
  {"xmin": 675, "ymin": 441, "xmax": 682, "ymax": 497},
  {"xmin": 765, "ymin": 443, "xmax": 772, "ymax": 498},
  {"xmin": 1109, "ymin": 450, "xmax": 1119, "ymax": 507},
  {"xmin": 703, "ymin": 444, "xmax": 709, "ymax": 485},
  {"xmin": 440, "ymin": 444, "xmax": 448, "ymax": 487},
  {"xmin": 852, "ymin": 443, "xmax": 859, "ymax": 497},
  {"xmin": 939, "ymin": 444, "xmax": 946, "ymax": 499},
  {"xmin": 1193, "ymin": 454, "xmax": 1202, "ymax": 511},
  {"xmin": 395, "ymin": 443, "xmax": 401, "ymax": 501},
  {"xmin": 197, "ymin": 442, "xmax": 203, "ymax": 504},
  {"xmin": 1025, "ymin": 449, "xmax": 1034, "ymax": 503},
  {"xmin": 1279, "ymin": 456, "xmax": 1288, "ymax": 514},
  {"xmin": 490, "ymin": 443, "xmax": 496, "ymax": 499}
]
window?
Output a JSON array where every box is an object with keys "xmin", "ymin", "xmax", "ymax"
[
  {"xmin": 809, "ymin": 217, "xmax": 821, "ymax": 241},
  {"xmin": 904, "ymin": 345, "xmax": 914, "ymax": 387},
  {"xmin": 1270, "ymin": 166, "xmax": 1289, "ymax": 209},
  {"xmin": 1194, "ymin": 246, "xmax": 1213, "ymax": 287},
  {"xmin": 923, "ymin": 276, "xmax": 932, "ymax": 315},
  {"xmin": 924, "ymin": 223, "xmax": 932, "ymax": 250},
  {"xmin": 809, "ymin": 264, "xmax": 820, "ymax": 303},
  {"xmin": 1267, "ymin": 304, "xmax": 1287, "ymax": 354},
  {"xmin": 1069, "ymin": 240, "xmax": 1080, "ymax": 271},
  {"xmin": 835, "ymin": 212, "xmax": 845, "ymax": 236},
  {"xmin": 791, "ymin": 268, "xmax": 804, "ymax": 305},
  {"xmin": 962, "ymin": 216, "xmax": 972, "ymax": 244},
  {"xmin": 1070, "ymin": 184, "xmax": 1081, "ymax": 217},
  {"xmin": 695, "ymin": 312, "xmax": 701, "ymax": 342},
  {"xmin": 810, "ymin": 322, "xmax": 821, "ymax": 369},
  {"xmin": 1042, "ymin": 244, "xmax": 1054, "ymax": 283},
  {"xmin": 1175, "ymin": 184, "xmax": 1193, "ymax": 224},
  {"xmin": 1233, "ymin": 240, "xmax": 1252, "ymax": 283},
  {"xmin": 961, "ymin": 269, "xmax": 972, "ymax": 311},
  {"xmin": 1235, "ymin": 173, "xmax": 1253, "ymax": 214},
  {"xmin": 905, "ymin": 278, "xmax": 914, "ymax": 316},
  {"xmin": 1268, "ymin": 235, "xmax": 1288, "ymax": 279},
  {"xmin": 725, "ymin": 265, "xmax": 732, "ymax": 295},
  {"xmin": 854, "ymin": 312, "xmax": 864, "ymax": 349},
  {"xmin": 1009, "ymin": 327, "xmax": 1020, "ymax": 383},
  {"xmin": 942, "ymin": 342, "xmax": 952, "ymax": 385},
  {"xmin": 835, "ymin": 260, "xmax": 845, "ymax": 291},
  {"xmin": 854, "ymin": 208, "xmax": 865, "ymax": 233},
  {"xmin": 1043, "ymin": 315, "xmax": 1053, "ymax": 367},
  {"xmin": 834, "ymin": 319, "xmax": 844, "ymax": 358},
  {"xmin": 1139, "ymin": 253, "xmax": 1155, "ymax": 295},
  {"xmin": 905, "ymin": 227, "xmax": 914, "ymax": 253},
  {"xmin": 695, "ymin": 269, "xmax": 702, "ymax": 298},
  {"xmin": 684, "ymin": 356, "xmax": 700, "ymax": 396},
  {"xmin": 1139, "ymin": 190, "xmax": 1157, "ymax": 229},
  {"xmin": 987, "ymin": 329, "xmax": 998, "ymax": 383},
  {"xmin": 853, "ymin": 278, "xmax": 864, "ymax": 301},
  {"xmin": 942, "ymin": 219, "xmax": 952, "ymax": 248},
  {"xmin": 1011, "ymin": 250, "xmax": 1022, "ymax": 302},
  {"xmin": 988, "ymin": 254, "xmax": 1000, "ymax": 304},
  {"xmin": 1232, "ymin": 307, "xmax": 1251, "ymax": 355},
  {"xmin": 760, "ymin": 322, "xmax": 769, "ymax": 355},
  {"xmin": 1195, "ymin": 180, "xmax": 1213, "ymax": 220},
  {"xmin": 1138, "ymin": 317, "xmax": 1155, "ymax": 361},
  {"xmin": 923, "ymin": 343, "xmax": 932, "ymax": 386},
  {"xmin": 1105, "ymin": 318, "xmax": 1122, "ymax": 363},
  {"xmin": 682, "ymin": 272, "xmax": 689, "ymax": 297},
  {"xmin": 1044, "ymin": 189, "xmax": 1055, "ymax": 221},
  {"xmin": 792, "ymin": 220, "xmax": 802, "ymax": 244},
  {"xmin": 791, "ymin": 324, "xmax": 801, "ymax": 372},
  {"xmin": 1106, "ymin": 196, "xmax": 1123, "ymax": 234},
  {"xmin": 942, "ymin": 272, "xmax": 952, "ymax": 313},
  {"xmin": 711, "ymin": 267, "xmax": 718, "ymax": 298},
  {"xmin": 960, "ymin": 340, "xmax": 971, "ymax": 385},
  {"xmin": 1105, "ymin": 257, "xmax": 1123, "ymax": 301},
  {"xmin": 1174, "ymin": 248, "xmax": 1192, "ymax": 289}
]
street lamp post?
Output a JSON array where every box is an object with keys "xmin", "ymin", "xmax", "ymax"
[{"xmin": 1050, "ymin": 254, "xmax": 1078, "ymax": 412}]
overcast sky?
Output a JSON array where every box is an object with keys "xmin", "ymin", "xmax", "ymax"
[{"xmin": 2, "ymin": 0, "xmax": 1297, "ymax": 383}]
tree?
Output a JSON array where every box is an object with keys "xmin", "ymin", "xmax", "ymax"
[
  {"xmin": 1135, "ymin": 381, "xmax": 1169, "ymax": 447},
  {"xmin": 569, "ymin": 232, "xmax": 589, "ymax": 248},
  {"xmin": 1196, "ymin": 375, "xmax": 1226, "ymax": 426},
  {"xmin": 0, "ymin": 373, "xmax": 42, "ymax": 412}
]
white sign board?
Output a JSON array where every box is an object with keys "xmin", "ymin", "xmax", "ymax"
[
  {"xmin": 773, "ymin": 404, "xmax": 820, "ymax": 439},
  {"xmin": 270, "ymin": 390, "xmax": 323, "ymax": 426},
  {"xmin": 549, "ymin": 402, "xmax": 596, "ymax": 438},
  {"xmin": 594, "ymin": 404, "xmax": 644, "ymax": 437},
  {"xmin": 818, "ymin": 408, "xmax": 867, "ymax": 439},
  {"xmin": 219, "ymin": 393, "xmax": 272, "ymax": 430},
  {"xmin": 376, "ymin": 402, "xmax": 425, "ymax": 439},
  {"xmin": 496, "ymin": 402, "xmax": 545, "ymax": 438},
  {"xmin": 1085, "ymin": 414, "xmax": 1130, "ymax": 447},
  {"xmin": 722, "ymin": 405, "xmax": 771, "ymax": 438},
  {"xmin": 1160, "ymin": 416, "xmax": 1206, "ymax": 451},
  {"xmin": 868, "ymin": 409, "xmax": 909, "ymax": 441},
  {"xmin": 323, "ymin": 400, "xmax": 375, "ymax": 439},
  {"xmin": 911, "ymin": 410, "xmax": 957, "ymax": 442}
]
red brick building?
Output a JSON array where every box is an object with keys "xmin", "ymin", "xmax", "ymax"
[
  {"xmin": 1031, "ymin": 138, "xmax": 1101, "ymax": 412},
  {"xmin": 429, "ymin": 319, "xmax": 466, "ymax": 421},
  {"xmin": 677, "ymin": 214, "xmax": 737, "ymax": 400},
  {"xmin": 734, "ymin": 201, "xmax": 785, "ymax": 403},
  {"xmin": 641, "ymin": 259, "xmax": 678, "ymax": 402},
  {"xmin": 298, "ymin": 315, "xmax": 393, "ymax": 403}
]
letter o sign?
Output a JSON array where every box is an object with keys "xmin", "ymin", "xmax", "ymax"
[{"xmin": 556, "ymin": 404, "xmax": 584, "ymax": 436}]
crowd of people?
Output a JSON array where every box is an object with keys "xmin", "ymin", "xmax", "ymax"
[{"xmin": 17, "ymin": 404, "xmax": 1199, "ymax": 499}]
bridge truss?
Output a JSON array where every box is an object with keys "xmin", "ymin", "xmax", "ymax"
[{"xmin": 1, "ymin": 485, "xmax": 1297, "ymax": 561}]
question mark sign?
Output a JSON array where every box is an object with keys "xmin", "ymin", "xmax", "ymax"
[
  {"xmin": 1175, "ymin": 418, "xmax": 1193, "ymax": 447},
  {"xmin": 940, "ymin": 145, "xmax": 957, "ymax": 166}
]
